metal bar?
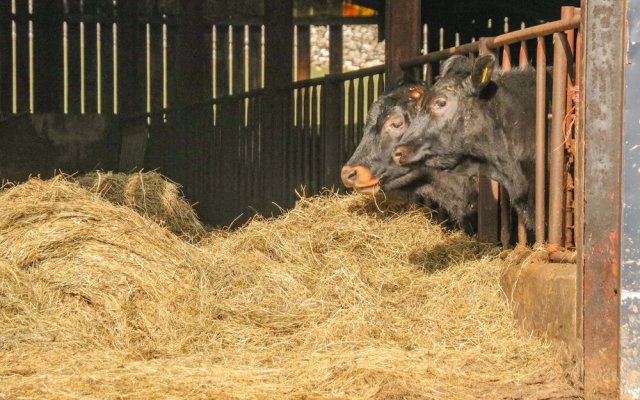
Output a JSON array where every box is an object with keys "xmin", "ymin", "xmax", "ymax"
[
  {"xmin": 548, "ymin": 19, "xmax": 569, "ymax": 248},
  {"xmin": 580, "ymin": 0, "xmax": 624, "ymax": 396},
  {"xmin": 486, "ymin": 14, "xmax": 581, "ymax": 48},
  {"xmin": 535, "ymin": 37, "xmax": 547, "ymax": 245},
  {"xmin": 573, "ymin": 14, "xmax": 584, "ymax": 380},
  {"xmin": 562, "ymin": 6, "xmax": 576, "ymax": 250},
  {"xmin": 516, "ymin": 39, "xmax": 528, "ymax": 244},
  {"xmin": 500, "ymin": 45, "xmax": 512, "ymax": 248},
  {"xmin": 400, "ymin": 14, "xmax": 581, "ymax": 70}
]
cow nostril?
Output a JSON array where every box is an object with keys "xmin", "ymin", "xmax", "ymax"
[{"xmin": 347, "ymin": 169, "xmax": 357, "ymax": 181}]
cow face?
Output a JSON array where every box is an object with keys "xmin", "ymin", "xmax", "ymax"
[
  {"xmin": 392, "ymin": 55, "xmax": 496, "ymax": 170},
  {"xmin": 341, "ymin": 82, "xmax": 429, "ymax": 194}
]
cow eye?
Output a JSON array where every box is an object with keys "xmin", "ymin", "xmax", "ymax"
[{"xmin": 434, "ymin": 98, "xmax": 447, "ymax": 109}]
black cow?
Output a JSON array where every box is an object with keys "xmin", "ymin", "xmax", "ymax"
[
  {"xmin": 392, "ymin": 55, "xmax": 537, "ymax": 229},
  {"xmin": 340, "ymin": 82, "xmax": 478, "ymax": 228}
]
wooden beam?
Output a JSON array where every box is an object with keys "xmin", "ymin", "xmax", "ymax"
[
  {"xmin": 384, "ymin": 0, "xmax": 421, "ymax": 86},
  {"xmin": 264, "ymin": 0, "xmax": 293, "ymax": 88},
  {"xmin": 174, "ymin": 0, "xmax": 207, "ymax": 105},
  {"xmin": 33, "ymin": 1, "xmax": 64, "ymax": 113},
  {"xmin": 329, "ymin": 24, "xmax": 343, "ymax": 75},
  {"xmin": 116, "ymin": 0, "xmax": 141, "ymax": 114},
  {"xmin": 297, "ymin": 25, "xmax": 311, "ymax": 81}
]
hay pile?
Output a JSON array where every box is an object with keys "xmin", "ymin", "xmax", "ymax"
[
  {"xmin": 76, "ymin": 171, "xmax": 205, "ymax": 242},
  {"xmin": 0, "ymin": 177, "xmax": 579, "ymax": 399}
]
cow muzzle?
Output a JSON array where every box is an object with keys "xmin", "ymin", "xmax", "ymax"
[
  {"xmin": 340, "ymin": 165, "xmax": 380, "ymax": 194},
  {"xmin": 392, "ymin": 145, "xmax": 414, "ymax": 166}
]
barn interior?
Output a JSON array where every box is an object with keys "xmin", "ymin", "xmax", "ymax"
[{"xmin": 0, "ymin": 1, "xmax": 635, "ymax": 399}]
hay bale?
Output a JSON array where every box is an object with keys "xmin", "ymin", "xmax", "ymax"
[
  {"xmin": 0, "ymin": 183, "xmax": 579, "ymax": 399},
  {"xmin": 0, "ymin": 176, "xmax": 206, "ymax": 353},
  {"xmin": 76, "ymin": 171, "xmax": 206, "ymax": 242}
]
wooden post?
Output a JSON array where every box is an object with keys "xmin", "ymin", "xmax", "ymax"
[
  {"xmin": 384, "ymin": 0, "xmax": 421, "ymax": 86},
  {"xmin": 248, "ymin": 25, "xmax": 262, "ymax": 89},
  {"xmin": 33, "ymin": 1, "xmax": 64, "ymax": 113},
  {"xmin": 297, "ymin": 25, "xmax": 311, "ymax": 80},
  {"xmin": 116, "ymin": 0, "xmax": 141, "ymax": 115},
  {"xmin": 232, "ymin": 26, "xmax": 245, "ymax": 94},
  {"xmin": 0, "ymin": 1, "xmax": 11, "ymax": 115},
  {"xmin": 174, "ymin": 0, "xmax": 207, "ymax": 105},
  {"xmin": 329, "ymin": 24, "xmax": 342, "ymax": 74},
  {"xmin": 264, "ymin": 0, "xmax": 293, "ymax": 88}
]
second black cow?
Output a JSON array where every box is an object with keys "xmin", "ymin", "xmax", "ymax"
[
  {"xmin": 393, "ymin": 55, "xmax": 537, "ymax": 230},
  {"xmin": 341, "ymin": 82, "xmax": 478, "ymax": 228}
]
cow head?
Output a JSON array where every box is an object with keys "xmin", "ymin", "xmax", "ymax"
[
  {"xmin": 392, "ymin": 54, "xmax": 496, "ymax": 170},
  {"xmin": 341, "ymin": 82, "xmax": 430, "ymax": 194}
]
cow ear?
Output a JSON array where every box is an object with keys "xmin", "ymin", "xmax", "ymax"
[
  {"xmin": 470, "ymin": 55, "xmax": 495, "ymax": 95},
  {"xmin": 440, "ymin": 55, "xmax": 472, "ymax": 79}
]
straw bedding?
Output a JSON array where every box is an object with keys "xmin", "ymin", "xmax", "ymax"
[
  {"xmin": 0, "ymin": 176, "xmax": 579, "ymax": 399},
  {"xmin": 75, "ymin": 171, "xmax": 206, "ymax": 242}
]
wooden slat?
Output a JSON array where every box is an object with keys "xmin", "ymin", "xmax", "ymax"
[
  {"xmin": 0, "ymin": 1, "xmax": 12, "ymax": 115},
  {"xmin": 33, "ymin": 0, "xmax": 63, "ymax": 113},
  {"xmin": 232, "ymin": 25, "xmax": 245, "ymax": 94},
  {"xmin": 248, "ymin": 25, "xmax": 262, "ymax": 90},
  {"xmin": 264, "ymin": 0, "xmax": 292, "ymax": 88},
  {"xmin": 14, "ymin": 0, "xmax": 29, "ymax": 113},
  {"xmin": 215, "ymin": 25, "xmax": 229, "ymax": 97}
]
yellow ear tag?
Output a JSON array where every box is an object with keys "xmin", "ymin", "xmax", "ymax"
[{"xmin": 481, "ymin": 66, "xmax": 490, "ymax": 84}]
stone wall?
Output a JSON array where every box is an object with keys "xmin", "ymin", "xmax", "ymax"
[{"xmin": 310, "ymin": 25, "xmax": 385, "ymax": 75}]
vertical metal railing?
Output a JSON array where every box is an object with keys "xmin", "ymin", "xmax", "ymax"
[
  {"xmin": 117, "ymin": 64, "xmax": 385, "ymax": 227},
  {"xmin": 399, "ymin": 8, "xmax": 581, "ymax": 249}
]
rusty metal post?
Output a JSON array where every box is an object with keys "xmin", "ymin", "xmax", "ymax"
[
  {"xmin": 535, "ymin": 37, "xmax": 547, "ymax": 245},
  {"xmin": 547, "ymin": 12, "xmax": 569, "ymax": 249},
  {"xmin": 562, "ymin": 6, "xmax": 576, "ymax": 249},
  {"xmin": 476, "ymin": 38, "xmax": 500, "ymax": 244},
  {"xmin": 620, "ymin": 1, "xmax": 640, "ymax": 395},
  {"xmin": 385, "ymin": 0, "xmax": 421, "ymax": 85},
  {"xmin": 579, "ymin": 0, "xmax": 624, "ymax": 397},
  {"xmin": 515, "ymin": 41, "xmax": 529, "ymax": 244},
  {"xmin": 518, "ymin": 40, "xmax": 529, "ymax": 68},
  {"xmin": 500, "ymin": 46, "xmax": 512, "ymax": 248}
]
